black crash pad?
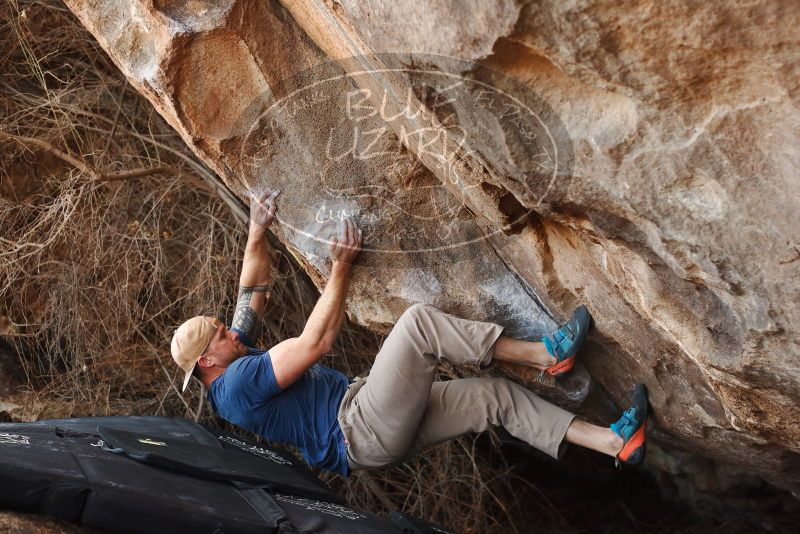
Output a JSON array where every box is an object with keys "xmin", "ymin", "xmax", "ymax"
[
  {"xmin": 98, "ymin": 425, "xmax": 339, "ymax": 503},
  {"xmin": 0, "ymin": 416, "xmax": 405, "ymax": 533}
]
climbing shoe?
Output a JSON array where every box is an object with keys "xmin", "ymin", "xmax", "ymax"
[
  {"xmin": 612, "ymin": 383, "xmax": 649, "ymax": 468},
  {"xmin": 541, "ymin": 305, "xmax": 592, "ymax": 377}
]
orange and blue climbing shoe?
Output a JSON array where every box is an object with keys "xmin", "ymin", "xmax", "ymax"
[
  {"xmin": 541, "ymin": 305, "xmax": 592, "ymax": 377},
  {"xmin": 612, "ymin": 384, "xmax": 649, "ymax": 468}
]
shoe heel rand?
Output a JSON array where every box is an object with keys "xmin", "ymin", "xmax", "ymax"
[{"xmin": 617, "ymin": 419, "xmax": 647, "ymax": 463}]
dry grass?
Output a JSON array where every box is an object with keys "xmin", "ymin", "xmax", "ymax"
[
  {"xmin": 1, "ymin": 0, "xmax": 246, "ymax": 419},
  {"xmin": 0, "ymin": 1, "xmax": 564, "ymax": 532}
]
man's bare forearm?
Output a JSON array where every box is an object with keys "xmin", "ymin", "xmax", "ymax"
[
  {"xmin": 230, "ymin": 222, "xmax": 273, "ymax": 341},
  {"xmin": 240, "ymin": 222, "xmax": 272, "ymax": 287},
  {"xmin": 300, "ymin": 261, "xmax": 351, "ymax": 351}
]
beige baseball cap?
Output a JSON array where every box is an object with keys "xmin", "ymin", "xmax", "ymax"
[{"xmin": 170, "ymin": 316, "xmax": 220, "ymax": 392}]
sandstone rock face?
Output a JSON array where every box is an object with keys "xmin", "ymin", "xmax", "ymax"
[{"xmin": 63, "ymin": 0, "xmax": 800, "ymax": 491}]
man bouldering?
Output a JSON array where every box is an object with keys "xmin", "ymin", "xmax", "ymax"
[{"xmin": 170, "ymin": 188, "xmax": 649, "ymax": 477}]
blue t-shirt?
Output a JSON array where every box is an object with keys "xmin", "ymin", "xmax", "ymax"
[{"xmin": 207, "ymin": 329, "xmax": 351, "ymax": 476}]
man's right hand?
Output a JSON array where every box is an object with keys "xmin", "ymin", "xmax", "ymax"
[
  {"xmin": 327, "ymin": 216, "xmax": 362, "ymax": 265},
  {"xmin": 248, "ymin": 187, "xmax": 281, "ymax": 231}
]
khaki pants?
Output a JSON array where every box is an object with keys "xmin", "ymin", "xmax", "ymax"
[{"xmin": 337, "ymin": 303, "xmax": 576, "ymax": 471}]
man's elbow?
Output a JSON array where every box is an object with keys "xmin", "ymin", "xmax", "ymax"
[
  {"xmin": 318, "ymin": 333, "xmax": 337, "ymax": 355},
  {"xmin": 297, "ymin": 334, "xmax": 332, "ymax": 359}
]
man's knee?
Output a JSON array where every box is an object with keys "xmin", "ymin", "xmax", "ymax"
[
  {"xmin": 402, "ymin": 302, "xmax": 435, "ymax": 320},
  {"xmin": 394, "ymin": 303, "xmax": 438, "ymax": 353},
  {"xmin": 398, "ymin": 303, "xmax": 436, "ymax": 330}
]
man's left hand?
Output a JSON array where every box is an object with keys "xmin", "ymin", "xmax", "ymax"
[{"xmin": 249, "ymin": 187, "xmax": 281, "ymax": 230}]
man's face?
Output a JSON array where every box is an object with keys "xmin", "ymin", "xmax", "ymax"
[{"xmin": 201, "ymin": 317, "xmax": 249, "ymax": 367}]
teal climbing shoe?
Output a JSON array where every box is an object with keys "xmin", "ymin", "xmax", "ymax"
[
  {"xmin": 542, "ymin": 305, "xmax": 591, "ymax": 377},
  {"xmin": 612, "ymin": 384, "xmax": 649, "ymax": 467}
]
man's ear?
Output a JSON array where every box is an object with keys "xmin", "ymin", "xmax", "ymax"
[{"xmin": 196, "ymin": 354, "xmax": 214, "ymax": 369}]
